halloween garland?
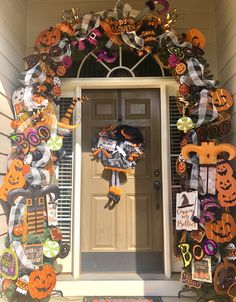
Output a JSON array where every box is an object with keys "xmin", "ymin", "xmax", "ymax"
[{"xmin": 0, "ymin": 0, "xmax": 235, "ymax": 301}]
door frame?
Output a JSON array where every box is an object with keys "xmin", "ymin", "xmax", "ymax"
[{"xmin": 58, "ymin": 77, "xmax": 181, "ymax": 296}]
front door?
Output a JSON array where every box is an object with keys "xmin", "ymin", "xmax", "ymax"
[{"xmin": 81, "ymin": 88, "xmax": 163, "ymax": 274}]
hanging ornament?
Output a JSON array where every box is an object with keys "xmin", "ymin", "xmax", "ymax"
[
  {"xmin": 176, "ymin": 116, "xmax": 194, "ymax": 133},
  {"xmin": 43, "ymin": 239, "xmax": 60, "ymax": 258},
  {"xmin": 47, "ymin": 135, "xmax": 63, "ymax": 151}
]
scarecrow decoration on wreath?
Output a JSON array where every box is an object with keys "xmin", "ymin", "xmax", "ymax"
[{"xmin": 92, "ymin": 125, "xmax": 144, "ymax": 208}]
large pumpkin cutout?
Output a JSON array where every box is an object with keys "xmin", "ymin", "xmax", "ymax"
[
  {"xmin": 216, "ymin": 160, "xmax": 236, "ymax": 208},
  {"xmin": 28, "ymin": 264, "xmax": 56, "ymax": 299},
  {"xmin": 209, "ymin": 88, "xmax": 233, "ymax": 112},
  {"xmin": 0, "ymin": 159, "xmax": 25, "ymax": 202},
  {"xmin": 36, "ymin": 27, "xmax": 61, "ymax": 48},
  {"xmin": 205, "ymin": 213, "xmax": 236, "ymax": 243}
]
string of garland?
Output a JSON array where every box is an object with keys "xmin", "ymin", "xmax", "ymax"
[{"xmin": 0, "ymin": 0, "xmax": 235, "ymax": 301}]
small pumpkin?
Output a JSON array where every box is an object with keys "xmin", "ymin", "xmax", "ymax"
[
  {"xmin": 10, "ymin": 120, "xmax": 21, "ymax": 130},
  {"xmin": 175, "ymin": 63, "xmax": 187, "ymax": 75},
  {"xmin": 53, "ymin": 85, "xmax": 61, "ymax": 97},
  {"xmin": 13, "ymin": 224, "xmax": 24, "ymax": 236},
  {"xmin": 216, "ymin": 159, "xmax": 233, "ymax": 177},
  {"xmin": 28, "ymin": 264, "xmax": 56, "ymax": 299},
  {"xmin": 179, "ymin": 84, "xmax": 190, "ymax": 96},
  {"xmin": 209, "ymin": 88, "xmax": 233, "ymax": 112},
  {"xmin": 186, "ymin": 28, "xmax": 206, "ymax": 49},
  {"xmin": 56, "ymin": 65, "xmax": 66, "ymax": 76},
  {"xmin": 36, "ymin": 27, "xmax": 61, "ymax": 48},
  {"xmin": 213, "ymin": 259, "xmax": 236, "ymax": 297},
  {"xmin": 0, "ymin": 159, "xmax": 25, "ymax": 202},
  {"xmin": 205, "ymin": 213, "xmax": 236, "ymax": 243}
]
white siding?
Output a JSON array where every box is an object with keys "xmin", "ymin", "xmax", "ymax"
[
  {"xmin": 215, "ymin": 0, "xmax": 236, "ymax": 168},
  {"xmin": 0, "ymin": 0, "xmax": 27, "ymax": 180}
]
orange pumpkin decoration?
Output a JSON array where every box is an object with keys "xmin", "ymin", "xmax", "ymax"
[
  {"xmin": 209, "ymin": 88, "xmax": 233, "ymax": 112},
  {"xmin": 175, "ymin": 63, "xmax": 187, "ymax": 75},
  {"xmin": 36, "ymin": 27, "xmax": 61, "ymax": 48},
  {"xmin": 10, "ymin": 120, "xmax": 21, "ymax": 130},
  {"xmin": 53, "ymin": 85, "xmax": 61, "ymax": 97},
  {"xmin": 0, "ymin": 160, "xmax": 25, "ymax": 202},
  {"xmin": 56, "ymin": 65, "xmax": 66, "ymax": 76},
  {"xmin": 55, "ymin": 23, "xmax": 75, "ymax": 36},
  {"xmin": 216, "ymin": 159, "xmax": 233, "ymax": 177},
  {"xmin": 205, "ymin": 213, "xmax": 236, "ymax": 243},
  {"xmin": 217, "ymin": 175, "xmax": 236, "ymax": 208},
  {"xmin": 28, "ymin": 264, "xmax": 56, "ymax": 299},
  {"xmin": 213, "ymin": 259, "xmax": 236, "ymax": 297},
  {"xmin": 186, "ymin": 28, "xmax": 206, "ymax": 49},
  {"xmin": 179, "ymin": 84, "xmax": 190, "ymax": 96},
  {"xmin": 13, "ymin": 224, "xmax": 24, "ymax": 236}
]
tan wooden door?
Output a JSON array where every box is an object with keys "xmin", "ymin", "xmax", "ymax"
[{"xmin": 81, "ymin": 89, "xmax": 163, "ymax": 273}]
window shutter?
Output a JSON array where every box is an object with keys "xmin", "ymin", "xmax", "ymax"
[
  {"xmin": 169, "ymin": 97, "xmax": 181, "ymax": 220},
  {"xmin": 57, "ymin": 99, "xmax": 73, "ymax": 247}
]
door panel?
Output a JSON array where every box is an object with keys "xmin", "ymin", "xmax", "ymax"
[{"xmin": 81, "ymin": 89, "xmax": 163, "ymax": 273}]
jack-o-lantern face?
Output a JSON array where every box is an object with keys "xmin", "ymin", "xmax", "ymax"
[
  {"xmin": 28, "ymin": 264, "xmax": 56, "ymax": 299},
  {"xmin": 216, "ymin": 160, "xmax": 233, "ymax": 177},
  {"xmin": 175, "ymin": 63, "xmax": 187, "ymax": 75},
  {"xmin": 218, "ymin": 189, "xmax": 236, "ymax": 208},
  {"xmin": 36, "ymin": 27, "xmax": 61, "ymax": 49},
  {"xmin": 56, "ymin": 65, "xmax": 66, "ymax": 76},
  {"xmin": 186, "ymin": 28, "xmax": 206, "ymax": 49},
  {"xmin": 205, "ymin": 213, "xmax": 236, "ymax": 243},
  {"xmin": 209, "ymin": 88, "xmax": 233, "ymax": 112}
]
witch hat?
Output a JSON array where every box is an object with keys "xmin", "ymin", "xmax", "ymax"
[{"xmin": 178, "ymin": 193, "xmax": 194, "ymax": 208}]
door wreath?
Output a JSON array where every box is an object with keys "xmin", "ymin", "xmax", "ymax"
[
  {"xmin": 0, "ymin": 0, "xmax": 235, "ymax": 300},
  {"xmin": 92, "ymin": 125, "xmax": 144, "ymax": 208}
]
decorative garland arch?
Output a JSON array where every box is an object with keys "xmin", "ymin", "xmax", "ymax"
[{"xmin": 0, "ymin": 0, "xmax": 236, "ymax": 301}]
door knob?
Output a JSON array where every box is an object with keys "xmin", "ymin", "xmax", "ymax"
[
  {"xmin": 154, "ymin": 169, "xmax": 160, "ymax": 177},
  {"xmin": 154, "ymin": 180, "xmax": 161, "ymax": 191}
]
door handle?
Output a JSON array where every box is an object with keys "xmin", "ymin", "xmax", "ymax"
[{"xmin": 154, "ymin": 180, "xmax": 161, "ymax": 191}]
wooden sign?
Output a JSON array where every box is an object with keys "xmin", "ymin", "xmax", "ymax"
[
  {"xmin": 98, "ymin": 137, "xmax": 117, "ymax": 152},
  {"xmin": 46, "ymin": 196, "xmax": 58, "ymax": 226},
  {"xmin": 192, "ymin": 257, "xmax": 212, "ymax": 283},
  {"xmin": 176, "ymin": 191, "xmax": 198, "ymax": 231},
  {"xmin": 181, "ymin": 271, "xmax": 201, "ymax": 289},
  {"xmin": 24, "ymin": 244, "xmax": 43, "ymax": 266}
]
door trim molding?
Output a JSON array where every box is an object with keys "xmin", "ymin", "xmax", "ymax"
[{"xmin": 61, "ymin": 77, "xmax": 179, "ymax": 293}]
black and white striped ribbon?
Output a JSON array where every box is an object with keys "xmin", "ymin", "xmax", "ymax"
[
  {"xmin": 192, "ymin": 89, "xmax": 218, "ymax": 128},
  {"xmin": 121, "ymin": 31, "xmax": 143, "ymax": 49},
  {"xmin": 25, "ymin": 167, "xmax": 50, "ymax": 186},
  {"xmin": 19, "ymin": 63, "xmax": 46, "ymax": 86},
  {"xmin": 75, "ymin": 13, "xmax": 101, "ymax": 39},
  {"xmin": 159, "ymin": 30, "xmax": 192, "ymax": 49},
  {"xmin": 8, "ymin": 196, "xmax": 38, "ymax": 270},
  {"xmin": 51, "ymin": 39, "xmax": 71, "ymax": 63},
  {"xmin": 32, "ymin": 144, "xmax": 51, "ymax": 168},
  {"xmin": 180, "ymin": 58, "xmax": 215, "ymax": 88}
]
